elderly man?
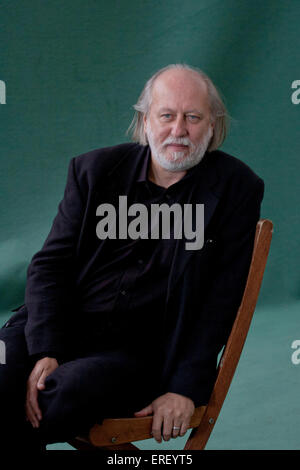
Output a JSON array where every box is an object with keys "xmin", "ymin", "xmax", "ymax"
[{"xmin": 0, "ymin": 64, "xmax": 264, "ymax": 451}]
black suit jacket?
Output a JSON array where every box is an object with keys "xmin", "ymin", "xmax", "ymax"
[{"xmin": 23, "ymin": 143, "xmax": 264, "ymax": 407}]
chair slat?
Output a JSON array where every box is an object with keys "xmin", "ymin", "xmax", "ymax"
[{"xmin": 88, "ymin": 406, "xmax": 206, "ymax": 446}]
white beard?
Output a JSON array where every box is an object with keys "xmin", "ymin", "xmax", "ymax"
[{"xmin": 147, "ymin": 124, "xmax": 213, "ymax": 172}]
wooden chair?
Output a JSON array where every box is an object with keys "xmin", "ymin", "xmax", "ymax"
[{"xmin": 68, "ymin": 218, "xmax": 273, "ymax": 451}]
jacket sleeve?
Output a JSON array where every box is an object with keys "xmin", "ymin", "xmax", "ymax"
[
  {"xmin": 164, "ymin": 177, "xmax": 265, "ymax": 407},
  {"xmin": 24, "ymin": 157, "xmax": 85, "ymax": 357}
]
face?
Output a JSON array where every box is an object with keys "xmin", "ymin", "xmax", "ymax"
[{"xmin": 144, "ymin": 69, "xmax": 214, "ymax": 172}]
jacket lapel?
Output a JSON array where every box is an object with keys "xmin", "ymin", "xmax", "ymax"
[
  {"xmin": 98, "ymin": 144, "xmax": 149, "ymax": 200},
  {"xmin": 90, "ymin": 144, "xmax": 149, "ymax": 241},
  {"xmin": 77, "ymin": 145, "xmax": 148, "ymax": 278}
]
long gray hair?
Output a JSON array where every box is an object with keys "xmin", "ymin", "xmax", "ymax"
[{"xmin": 127, "ymin": 64, "xmax": 229, "ymax": 152}]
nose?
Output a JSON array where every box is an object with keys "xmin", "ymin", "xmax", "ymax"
[{"xmin": 171, "ymin": 116, "xmax": 188, "ymax": 138}]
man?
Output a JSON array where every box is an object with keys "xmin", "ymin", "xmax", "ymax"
[{"xmin": 0, "ymin": 64, "xmax": 264, "ymax": 451}]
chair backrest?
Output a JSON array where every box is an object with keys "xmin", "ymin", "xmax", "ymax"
[{"xmin": 184, "ymin": 218, "xmax": 273, "ymax": 450}]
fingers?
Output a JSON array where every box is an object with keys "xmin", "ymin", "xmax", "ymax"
[
  {"xmin": 152, "ymin": 409, "xmax": 185, "ymax": 443},
  {"xmin": 37, "ymin": 370, "xmax": 47, "ymax": 391},
  {"xmin": 25, "ymin": 398, "xmax": 41, "ymax": 428},
  {"xmin": 179, "ymin": 421, "xmax": 189, "ymax": 437},
  {"xmin": 171, "ymin": 415, "xmax": 189, "ymax": 438},
  {"xmin": 149, "ymin": 393, "xmax": 194, "ymax": 443},
  {"xmin": 171, "ymin": 422, "xmax": 181, "ymax": 439},
  {"xmin": 152, "ymin": 415, "xmax": 188, "ymax": 443},
  {"xmin": 162, "ymin": 414, "xmax": 189, "ymax": 441},
  {"xmin": 162, "ymin": 412, "xmax": 173, "ymax": 441},
  {"xmin": 25, "ymin": 372, "xmax": 42, "ymax": 428},
  {"xmin": 134, "ymin": 404, "xmax": 153, "ymax": 417},
  {"xmin": 151, "ymin": 410, "xmax": 164, "ymax": 443},
  {"xmin": 25, "ymin": 357, "xmax": 59, "ymax": 428}
]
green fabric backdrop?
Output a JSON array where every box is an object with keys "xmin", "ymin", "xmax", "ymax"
[{"xmin": 0, "ymin": 0, "xmax": 299, "ymax": 450}]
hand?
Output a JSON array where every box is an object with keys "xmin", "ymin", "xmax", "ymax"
[
  {"xmin": 134, "ymin": 392, "xmax": 195, "ymax": 443},
  {"xmin": 25, "ymin": 357, "xmax": 59, "ymax": 428}
]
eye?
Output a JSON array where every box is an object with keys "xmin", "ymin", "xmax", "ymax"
[
  {"xmin": 187, "ymin": 115, "xmax": 201, "ymax": 122},
  {"xmin": 160, "ymin": 114, "xmax": 173, "ymax": 121}
]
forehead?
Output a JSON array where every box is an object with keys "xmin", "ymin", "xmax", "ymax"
[{"xmin": 150, "ymin": 69, "xmax": 210, "ymax": 111}]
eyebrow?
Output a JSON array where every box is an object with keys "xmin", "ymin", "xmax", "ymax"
[{"xmin": 158, "ymin": 107, "xmax": 204, "ymax": 116}]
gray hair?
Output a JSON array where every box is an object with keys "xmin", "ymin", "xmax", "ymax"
[{"xmin": 127, "ymin": 63, "xmax": 229, "ymax": 152}]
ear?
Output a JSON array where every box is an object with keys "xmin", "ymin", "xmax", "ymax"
[{"xmin": 143, "ymin": 114, "xmax": 147, "ymax": 134}]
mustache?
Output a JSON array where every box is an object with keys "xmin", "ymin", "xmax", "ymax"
[{"xmin": 161, "ymin": 137, "xmax": 195, "ymax": 149}]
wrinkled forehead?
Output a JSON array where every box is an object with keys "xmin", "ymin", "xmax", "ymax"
[{"xmin": 150, "ymin": 70, "xmax": 210, "ymax": 112}]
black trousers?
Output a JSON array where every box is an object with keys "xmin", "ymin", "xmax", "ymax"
[{"xmin": 0, "ymin": 307, "xmax": 161, "ymax": 451}]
